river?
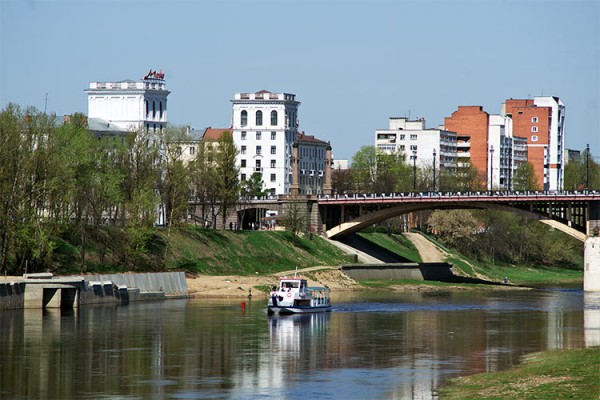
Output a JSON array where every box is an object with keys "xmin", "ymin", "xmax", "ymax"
[{"xmin": 1, "ymin": 289, "xmax": 599, "ymax": 399}]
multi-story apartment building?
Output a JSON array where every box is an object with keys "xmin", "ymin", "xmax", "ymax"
[
  {"xmin": 488, "ymin": 115, "xmax": 528, "ymax": 190},
  {"xmin": 443, "ymin": 106, "xmax": 489, "ymax": 179},
  {"xmin": 503, "ymin": 96, "xmax": 565, "ymax": 191},
  {"xmin": 232, "ymin": 90, "xmax": 299, "ymax": 195},
  {"xmin": 231, "ymin": 90, "xmax": 331, "ymax": 196},
  {"xmin": 296, "ymin": 132, "xmax": 330, "ymax": 195},
  {"xmin": 85, "ymin": 69, "xmax": 169, "ymax": 133},
  {"xmin": 375, "ymin": 117, "xmax": 457, "ymax": 177}
]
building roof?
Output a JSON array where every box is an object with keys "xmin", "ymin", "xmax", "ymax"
[
  {"xmin": 202, "ymin": 127, "xmax": 232, "ymax": 141},
  {"xmin": 296, "ymin": 132, "xmax": 329, "ymax": 146},
  {"xmin": 87, "ymin": 118, "xmax": 128, "ymax": 136}
]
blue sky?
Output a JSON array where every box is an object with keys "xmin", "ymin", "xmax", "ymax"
[{"xmin": 1, "ymin": 0, "xmax": 598, "ymax": 160}]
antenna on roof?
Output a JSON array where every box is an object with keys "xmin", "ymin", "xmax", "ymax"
[{"xmin": 44, "ymin": 93, "xmax": 48, "ymax": 113}]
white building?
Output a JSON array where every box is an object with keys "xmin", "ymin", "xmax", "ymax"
[
  {"xmin": 531, "ymin": 96, "xmax": 566, "ymax": 191},
  {"xmin": 487, "ymin": 115, "xmax": 527, "ymax": 190},
  {"xmin": 85, "ymin": 69, "xmax": 169, "ymax": 133},
  {"xmin": 231, "ymin": 90, "xmax": 300, "ymax": 195},
  {"xmin": 375, "ymin": 117, "xmax": 457, "ymax": 175}
]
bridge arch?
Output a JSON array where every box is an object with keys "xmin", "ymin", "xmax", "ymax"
[{"xmin": 325, "ymin": 201, "xmax": 587, "ymax": 242}]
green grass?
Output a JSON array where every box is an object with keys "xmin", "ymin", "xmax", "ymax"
[
  {"xmin": 356, "ymin": 232, "xmax": 422, "ymax": 262},
  {"xmin": 438, "ymin": 347, "xmax": 600, "ymax": 399},
  {"xmin": 445, "ymin": 253, "xmax": 582, "ymax": 287},
  {"xmin": 164, "ymin": 227, "xmax": 350, "ymax": 275}
]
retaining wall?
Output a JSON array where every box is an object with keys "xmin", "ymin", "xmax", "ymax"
[{"xmin": 341, "ymin": 263, "xmax": 455, "ymax": 281}]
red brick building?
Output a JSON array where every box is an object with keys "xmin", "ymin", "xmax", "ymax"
[{"xmin": 443, "ymin": 106, "xmax": 489, "ymax": 186}]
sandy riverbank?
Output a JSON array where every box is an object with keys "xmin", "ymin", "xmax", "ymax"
[{"xmin": 185, "ymin": 268, "xmax": 360, "ymax": 298}]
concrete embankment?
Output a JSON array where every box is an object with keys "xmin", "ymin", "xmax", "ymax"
[{"xmin": 0, "ymin": 272, "xmax": 188, "ymax": 310}]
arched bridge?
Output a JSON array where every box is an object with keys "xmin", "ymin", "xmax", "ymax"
[{"xmin": 316, "ymin": 191, "xmax": 600, "ymax": 241}]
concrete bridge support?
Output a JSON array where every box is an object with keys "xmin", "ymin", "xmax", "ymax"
[{"xmin": 584, "ymin": 237, "xmax": 600, "ymax": 291}]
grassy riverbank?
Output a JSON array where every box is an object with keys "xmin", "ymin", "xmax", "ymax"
[{"xmin": 438, "ymin": 347, "xmax": 600, "ymax": 399}]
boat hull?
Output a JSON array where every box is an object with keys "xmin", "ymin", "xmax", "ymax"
[{"xmin": 268, "ymin": 305, "xmax": 331, "ymax": 315}]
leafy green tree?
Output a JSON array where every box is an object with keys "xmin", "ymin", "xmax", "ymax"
[
  {"xmin": 564, "ymin": 148, "xmax": 599, "ymax": 190},
  {"xmin": 513, "ymin": 161, "xmax": 541, "ymax": 191},
  {"xmin": 351, "ymin": 146, "xmax": 378, "ymax": 193},
  {"xmin": 215, "ymin": 131, "xmax": 240, "ymax": 229},
  {"xmin": 242, "ymin": 172, "xmax": 269, "ymax": 197}
]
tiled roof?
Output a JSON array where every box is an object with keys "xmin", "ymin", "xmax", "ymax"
[{"xmin": 202, "ymin": 127, "xmax": 232, "ymax": 141}]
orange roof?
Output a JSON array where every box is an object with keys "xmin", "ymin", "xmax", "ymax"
[
  {"xmin": 202, "ymin": 127, "xmax": 231, "ymax": 141},
  {"xmin": 296, "ymin": 131, "xmax": 329, "ymax": 145}
]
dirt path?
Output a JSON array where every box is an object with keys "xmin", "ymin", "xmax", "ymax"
[{"xmin": 402, "ymin": 232, "xmax": 447, "ymax": 262}]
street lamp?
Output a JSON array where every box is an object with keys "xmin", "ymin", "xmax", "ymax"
[
  {"xmin": 432, "ymin": 148, "xmax": 437, "ymax": 192},
  {"xmin": 489, "ymin": 145, "xmax": 494, "ymax": 191},
  {"xmin": 412, "ymin": 149, "xmax": 417, "ymax": 192},
  {"xmin": 586, "ymin": 143, "xmax": 590, "ymax": 190}
]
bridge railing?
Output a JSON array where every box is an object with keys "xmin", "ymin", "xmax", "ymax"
[{"xmin": 316, "ymin": 190, "xmax": 599, "ymax": 201}]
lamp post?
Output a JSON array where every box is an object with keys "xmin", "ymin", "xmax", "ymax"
[
  {"xmin": 412, "ymin": 149, "xmax": 417, "ymax": 192},
  {"xmin": 489, "ymin": 145, "xmax": 494, "ymax": 191},
  {"xmin": 432, "ymin": 148, "xmax": 437, "ymax": 192},
  {"xmin": 586, "ymin": 143, "xmax": 590, "ymax": 190}
]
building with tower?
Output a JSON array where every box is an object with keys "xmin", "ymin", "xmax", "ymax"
[{"xmin": 85, "ymin": 69, "xmax": 169, "ymax": 134}]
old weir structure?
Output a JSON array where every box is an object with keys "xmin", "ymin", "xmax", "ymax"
[{"xmin": 0, "ymin": 272, "xmax": 188, "ymax": 310}]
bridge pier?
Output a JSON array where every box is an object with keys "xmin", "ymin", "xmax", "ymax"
[{"xmin": 584, "ymin": 237, "xmax": 600, "ymax": 291}]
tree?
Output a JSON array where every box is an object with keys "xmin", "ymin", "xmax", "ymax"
[
  {"xmin": 331, "ymin": 167, "xmax": 354, "ymax": 194},
  {"xmin": 427, "ymin": 210, "xmax": 479, "ymax": 255},
  {"xmin": 214, "ymin": 131, "xmax": 240, "ymax": 229},
  {"xmin": 241, "ymin": 172, "xmax": 269, "ymax": 198},
  {"xmin": 282, "ymin": 199, "xmax": 309, "ymax": 243},
  {"xmin": 513, "ymin": 162, "xmax": 540, "ymax": 191},
  {"xmin": 564, "ymin": 148, "xmax": 600, "ymax": 190},
  {"xmin": 351, "ymin": 145, "xmax": 378, "ymax": 193}
]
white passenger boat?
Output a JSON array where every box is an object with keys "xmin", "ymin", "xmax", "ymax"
[{"xmin": 267, "ymin": 276, "xmax": 331, "ymax": 315}]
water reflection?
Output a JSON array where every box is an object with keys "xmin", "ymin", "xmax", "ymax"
[{"xmin": 0, "ymin": 290, "xmax": 594, "ymax": 399}]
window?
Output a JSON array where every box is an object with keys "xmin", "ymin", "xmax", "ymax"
[
  {"xmin": 256, "ymin": 110, "xmax": 263, "ymax": 126},
  {"xmin": 153, "ymin": 101, "xmax": 156, "ymax": 118},
  {"xmin": 256, "ymin": 131, "xmax": 262, "ymax": 140},
  {"xmin": 190, "ymin": 147, "xmax": 195, "ymax": 155},
  {"xmin": 271, "ymin": 131, "xmax": 276, "ymax": 140},
  {"xmin": 531, "ymin": 126, "xmax": 538, "ymax": 133},
  {"xmin": 241, "ymin": 145, "xmax": 246, "ymax": 154},
  {"xmin": 159, "ymin": 101, "xmax": 163, "ymax": 119},
  {"xmin": 241, "ymin": 131, "xmax": 247, "ymax": 140},
  {"xmin": 241, "ymin": 159, "xmax": 247, "ymax": 167},
  {"xmin": 531, "ymin": 117, "xmax": 538, "ymax": 123},
  {"xmin": 531, "ymin": 135, "xmax": 539, "ymax": 142},
  {"xmin": 410, "ymin": 134, "xmax": 418, "ymax": 140},
  {"xmin": 270, "ymin": 160, "xmax": 276, "ymax": 168},
  {"xmin": 241, "ymin": 174, "xmax": 246, "ymax": 181},
  {"xmin": 241, "ymin": 110, "xmax": 247, "ymax": 126},
  {"xmin": 399, "ymin": 134, "xmax": 405, "ymax": 140},
  {"xmin": 410, "ymin": 145, "xmax": 417, "ymax": 151},
  {"xmin": 399, "ymin": 145, "xmax": 405, "ymax": 151},
  {"xmin": 271, "ymin": 145, "xmax": 276, "ymax": 154},
  {"xmin": 256, "ymin": 145, "xmax": 262, "ymax": 155},
  {"xmin": 271, "ymin": 110, "xmax": 278, "ymax": 126},
  {"xmin": 270, "ymin": 174, "xmax": 276, "ymax": 182}
]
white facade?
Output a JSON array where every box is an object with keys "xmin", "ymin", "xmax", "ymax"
[
  {"xmin": 375, "ymin": 117, "xmax": 457, "ymax": 171},
  {"xmin": 533, "ymin": 96, "xmax": 566, "ymax": 191},
  {"xmin": 232, "ymin": 90, "xmax": 301, "ymax": 195},
  {"xmin": 85, "ymin": 70, "xmax": 169, "ymax": 133}
]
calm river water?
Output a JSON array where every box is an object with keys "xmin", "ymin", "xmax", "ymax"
[{"xmin": 1, "ymin": 289, "xmax": 599, "ymax": 399}]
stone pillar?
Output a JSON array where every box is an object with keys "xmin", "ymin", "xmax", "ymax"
[
  {"xmin": 290, "ymin": 143, "xmax": 300, "ymax": 196},
  {"xmin": 324, "ymin": 144, "xmax": 333, "ymax": 196},
  {"xmin": 584, "ymin": 236, "xmax": 600, "ymax": 291},
  {"xmin": 585, "ymin": 202, "xmax": 600, "ymax": 291}
]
